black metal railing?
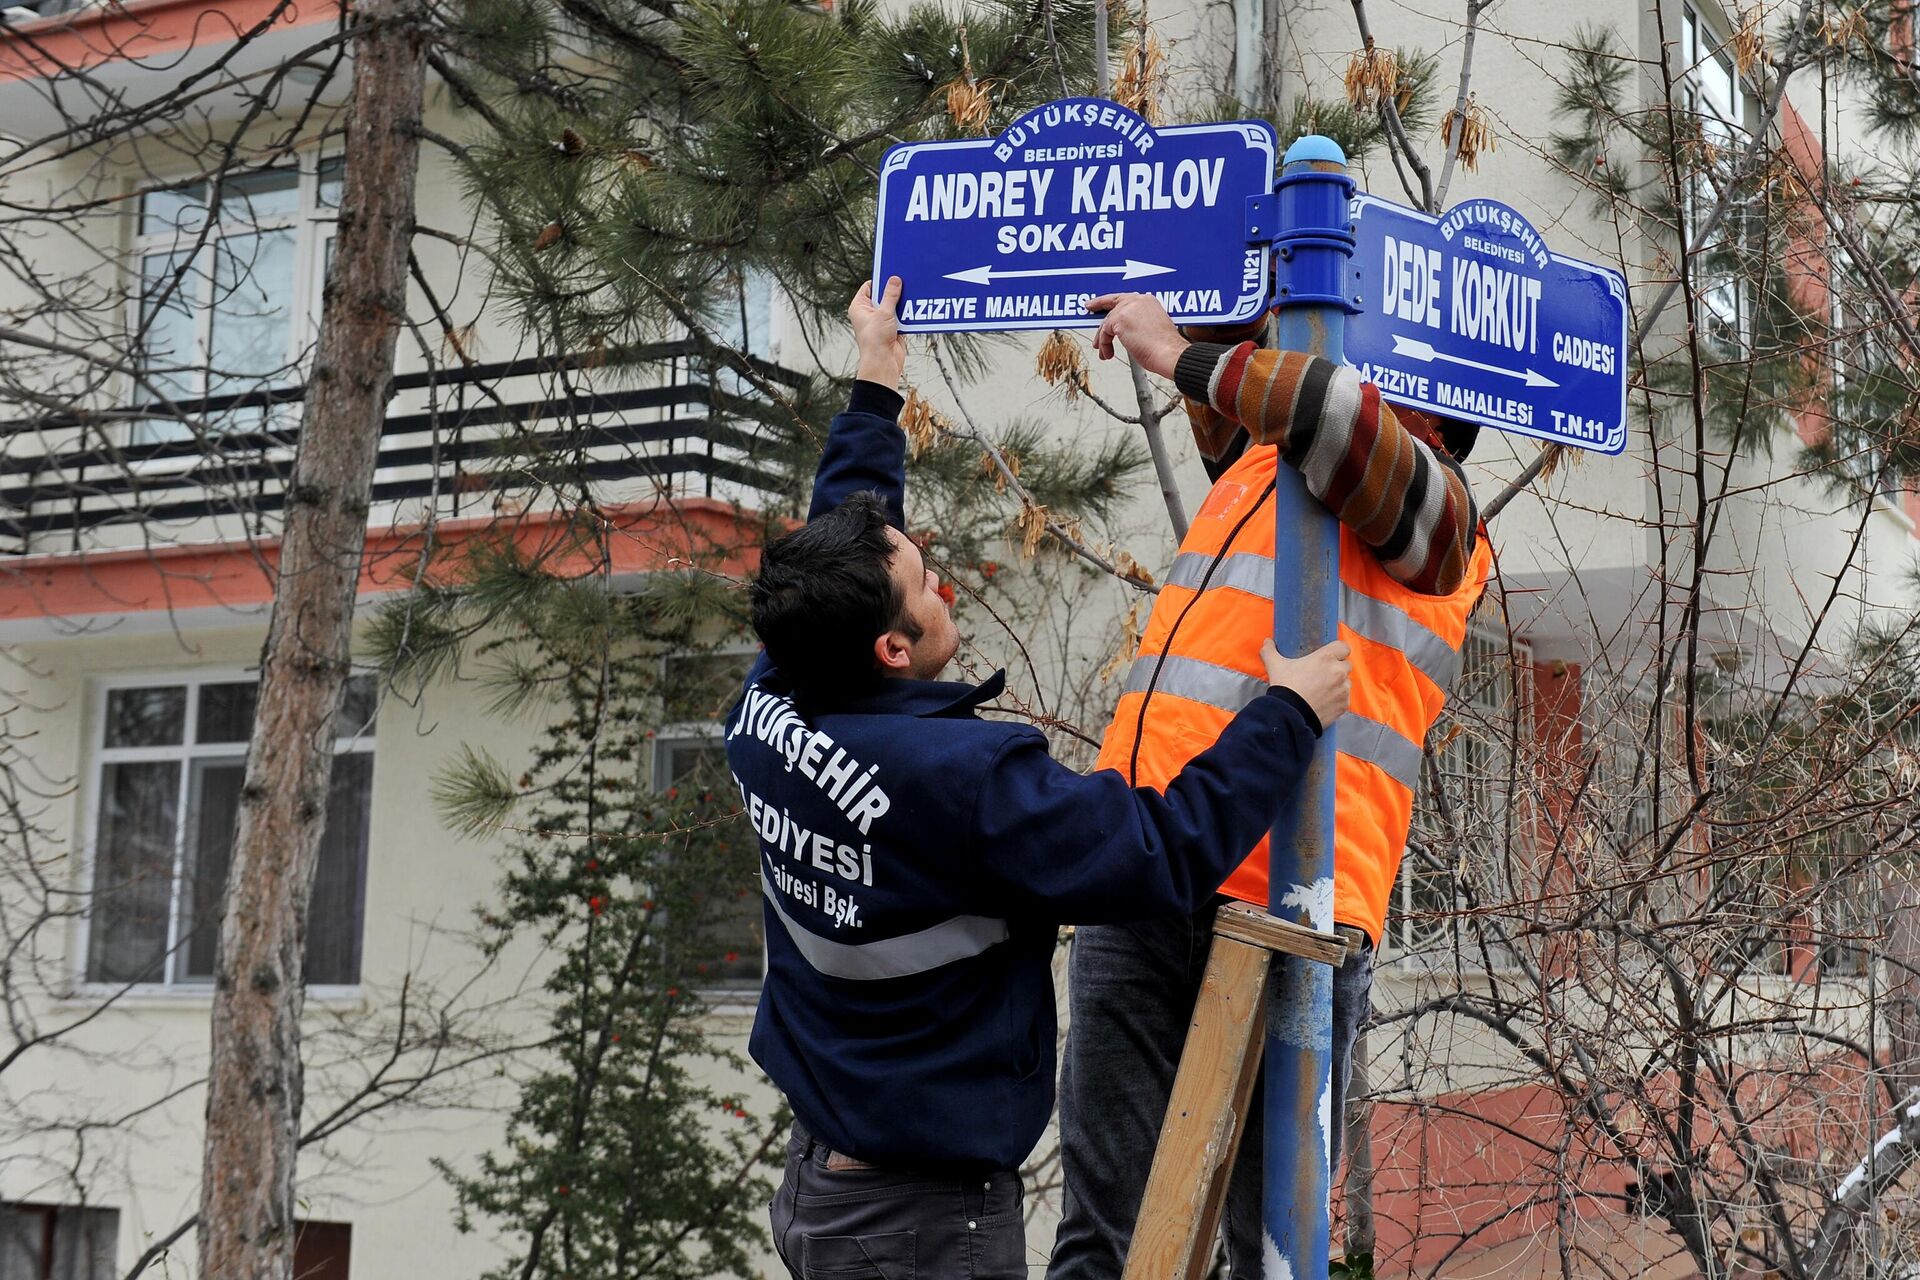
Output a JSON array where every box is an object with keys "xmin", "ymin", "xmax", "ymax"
[{"xmin": 0, "ymin": 339, "xmax": 806, "ymax": 550}]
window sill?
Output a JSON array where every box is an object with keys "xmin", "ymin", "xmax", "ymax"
[
  {"xmin": 696, "ymin": 988, "xmax": 760, "ymax": 1021},
  {"xmin": 51, "ymin": 983, "xmax": 366, "ymax": 1011}
]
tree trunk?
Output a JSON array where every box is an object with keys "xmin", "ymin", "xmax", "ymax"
[{"xmin": 195, "ymin": 2, "xmax": 426, "ymax": 1275}]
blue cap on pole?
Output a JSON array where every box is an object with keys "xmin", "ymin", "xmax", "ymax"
[
  {"xmin": 1274, "ymin": 134, "xmax": 1360, "ymax": 316},
  {"xmin": 1282, "ymin": 133, "xmax": 1347, "ymax": 166}
]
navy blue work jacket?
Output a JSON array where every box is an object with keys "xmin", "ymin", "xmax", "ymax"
[{"xmin": 726, "ymin": 382, "xmax": 1318, "ymax": 1172}]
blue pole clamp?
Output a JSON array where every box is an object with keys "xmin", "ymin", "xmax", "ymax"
[{"xmin": 1273, "ymin": 135, "xmax": 1360, "ymax": 315}]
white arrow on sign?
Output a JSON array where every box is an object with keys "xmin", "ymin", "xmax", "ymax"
[
  {"xmin": 943, "ymin": 259, "xmax": 1176, "ymax": 286},
  {"xmin": 1391, "ymin": 333, "xmax": 1561, "ymax": 389}
]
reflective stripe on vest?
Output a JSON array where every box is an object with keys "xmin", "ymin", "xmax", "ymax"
[
  {"xmin": 1162, "ymin": 551, "xmax": 1462, "ymax": 690},
  {"xmin": 1119, "ymin": 653, "xmax": 1424, "ymax": 792},
  {"xmin": 762, "ymin": 873, "xmax": 1009, "ymax": 980}
]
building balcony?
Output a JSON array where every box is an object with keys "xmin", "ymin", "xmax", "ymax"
[{"xmin": 0, "ymin": 338, "xmax": 802, "ymax": 556}]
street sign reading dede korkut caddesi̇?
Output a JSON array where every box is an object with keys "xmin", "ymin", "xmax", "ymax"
[
  {"xmin": 1345, "ymin": 193, "xmax": 1630, "ymax": 455},
  {"xmin": 874, "ymin": 98, "xmax": 1278, "ymax": 332}
]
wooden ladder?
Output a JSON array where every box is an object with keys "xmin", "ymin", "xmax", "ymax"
[{"xmin": 1118, "ymin": 902, "xmax": 1347, "ymax": 1280}]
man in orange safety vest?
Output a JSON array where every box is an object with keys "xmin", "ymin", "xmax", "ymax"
[{"xmin": 1047, "ymin": 293, "xmax": 1491, "ymax": 1279}]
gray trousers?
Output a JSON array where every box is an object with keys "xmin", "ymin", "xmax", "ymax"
[
  {"xmin": 770, "ymin": 1122, "xmax": 1027, "ymax": 1280},
  {"xmin": 1047, "ymin": 904, "xmax": 1374, "ymax": 1280}
]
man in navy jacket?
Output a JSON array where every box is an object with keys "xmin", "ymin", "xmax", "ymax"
[{"xmin": 728, "ymin": 277, "xmax": 1352, "ymax": 1280}]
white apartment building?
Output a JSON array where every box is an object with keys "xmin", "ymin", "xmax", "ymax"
[{"xmin": 0, "ymin": 0, "xmax": 1911, "ymax": 1274}]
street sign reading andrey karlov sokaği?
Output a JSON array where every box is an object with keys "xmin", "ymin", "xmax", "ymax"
[
  {"xmin": 1344, "ymin": 194, "xmax": 1631, "ymax": 455},
  {"xmin": 874, "ymin": 98, "xmax": 1278, "ymax": 333}
]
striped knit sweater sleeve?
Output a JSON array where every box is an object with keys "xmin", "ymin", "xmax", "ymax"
[{"xmin": 1173, "ymin": 338, "xmax": 1481, "ymax": 597}]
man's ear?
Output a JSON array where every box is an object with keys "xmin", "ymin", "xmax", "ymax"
[{"xmin": 872, "ymin": 629, "xmax": 914, "ymax": 674}]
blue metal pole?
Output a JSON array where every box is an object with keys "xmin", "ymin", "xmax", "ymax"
[{"xmin": 1263, "ymin": 134, "xmax": 1357, "ymax": 1280}]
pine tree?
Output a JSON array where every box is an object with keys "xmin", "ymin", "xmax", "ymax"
[
  {"xmin": 375, "ymin": 382, "xmax": 1146, "ymax": 1273},
  {"xmin": 432, "ymin": 0, "xmax": 1109, "ymax": 349},
  {"xmin": 370, "ymin": 519, "xmax": 777, "ymax": 1279}
]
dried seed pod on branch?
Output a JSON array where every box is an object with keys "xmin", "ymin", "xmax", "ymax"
[
  {"xmin": 1036, "ymin": 330, "xmax": 1090, "ymax": 400},
  {"xmin": 1344, "ymin": 41, "xmax": 1402, "ymax": 112},
  {"xmin": 1440, "ymin": 93, "xmax": 1496, "ymax": 171}
]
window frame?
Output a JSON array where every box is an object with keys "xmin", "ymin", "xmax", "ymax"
[
  {"xmin": 1390, "ymin": 624, "xmax": 1525, "ymax": 971},
  {"xmin": 653, "ymin": 648, "xmax": 763, "ymax": 1001},
  {"xmin": 124, "ymin": 154, "xmax": 344, "ymax": 447},
  {"xmin": 74, "ymin": 667, "xmax": 375, "ymax": 999},
  {"xmin": 1679, "ymin": 4, "xmax": 1762, "ymax": 353}
]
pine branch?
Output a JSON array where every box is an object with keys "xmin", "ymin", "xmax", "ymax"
[{"xmin": 926, "ymin": 339, "xmax": 1156, "ymax": 593}]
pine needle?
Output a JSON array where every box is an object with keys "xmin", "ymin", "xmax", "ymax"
[
  {"xmin": 1343, "ymin": 42, "xmax": 1401, "ymax": 112},
  {"xmin": 1036, "ymin": 330, "xmax": 1089, "ymax": 400},
  {"xmin": 1440, "ymin": 93, "xmax": 1497, "ymax": 171}
]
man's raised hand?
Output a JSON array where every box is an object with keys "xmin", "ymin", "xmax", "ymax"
[
  {"xmin": 1086, "ymin": 292, "xmax": 1189, "ymax": 379},
  {"xmin": 850, "ymin": 276, "xmax": 908, "ymax": 391}
]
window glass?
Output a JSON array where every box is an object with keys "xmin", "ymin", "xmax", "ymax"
[
  {"xmin": 140, "ymin": 184, "xmax": 205, "ymax": 237},
  {"xmin": 132, "ymin": 252, "xmax": 200, "ymax": 445},
  {"xmin": 196, "ymin": 682, "xmax": 258, "ymax": 744},
  {"xmin": 103, "ymin": 686, "xmax": 184, "ymax": 748},
  {"xmin": 208, "ymin": 228, "xmax": 298, "ymax": 388},
  {"xmin": 218, "ymin": 167, "xmax": 300, "ymax": 222},
  {"xmin": 307, "ymin": 752, "xmax": 374, "ymax": 984},
  {"xmin": 176, "ymin": 757, "xmax": 243, "ymax": 982},
  {"xmin": 0, "ymin": 1204, "xmax": 118, "ymax": 1280},
  {"xmin": 86, "ymin": 760, "xmax": 180, "ymax": 983},
  {"xmin": 658, "ymin": 737, "xmax": 763, "ymax": 986},
  {"xmin": 317, "ymin": 157, "xmax": 345, "ymax": 210},
  {"xmin": 334, "ymin": 673, "xmax": 378, "ymax": 739},
  {"xmin": 661, "ymin": 652, "xmax": 754, "ymax": 723}
]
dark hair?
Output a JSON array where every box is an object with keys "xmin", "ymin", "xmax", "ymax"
[
  {"xmin": 1437, "ymin": 417, "xmax": 1480, "ymax": 462},
  {"xmin": 1401, "ymin": 407, "xmax": 1480, "ymax": 462},
  {"xmin": 750, "ymin": 492, "xmax": 920, "ymax": 700}
]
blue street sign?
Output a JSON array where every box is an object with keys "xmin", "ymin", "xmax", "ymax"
[
  {"xmin": 1345, "ymin": 194, "xmax": 1630, "ymax": 455},
  {"xmin": 874, "ymin": 98, "xmax": 1277, "ymax": 333}
]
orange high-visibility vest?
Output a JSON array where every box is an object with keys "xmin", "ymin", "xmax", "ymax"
[{"xmin": 1096, "ymin": 445, "xmax": 1492, "ymax": 943}]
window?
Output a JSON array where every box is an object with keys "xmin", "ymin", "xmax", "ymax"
[
  {"xmin": 1680, "ymin": 6, "xmax": 1761, "ymax": 351},
  {"xmin": 1396, "ymin": 625, "xmax": 1520, "ymax": 964},
  {"xmin": 1816, "ymin": 862, "xmax": 1876, "ymax": 978},
  {"xmin": 0, "ymin": 1204, "xmax": 117, "ymax": 1280},
  {"xmin": 84, "ymin": 674, "xmax": 375, "ymax": 988},
  {"xmin": 129, "ymin": 158, "xmax": 343, "ymax": 444},
  {"xmin": 1828, "ymin": 248, "xmax": 1905, "ymax": 504},
  {"xmin": 656, "ymin": 651, "xmax": 761, "ymax": 989}
]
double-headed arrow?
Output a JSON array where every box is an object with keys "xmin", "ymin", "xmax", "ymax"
[
  {"xmin": 1391, "ymin": 333, "xmax": 1560, "ymax": 388},
  {"xmin": 944, "ymin": 259, "xmax": 1175, "ymax": 286}
]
